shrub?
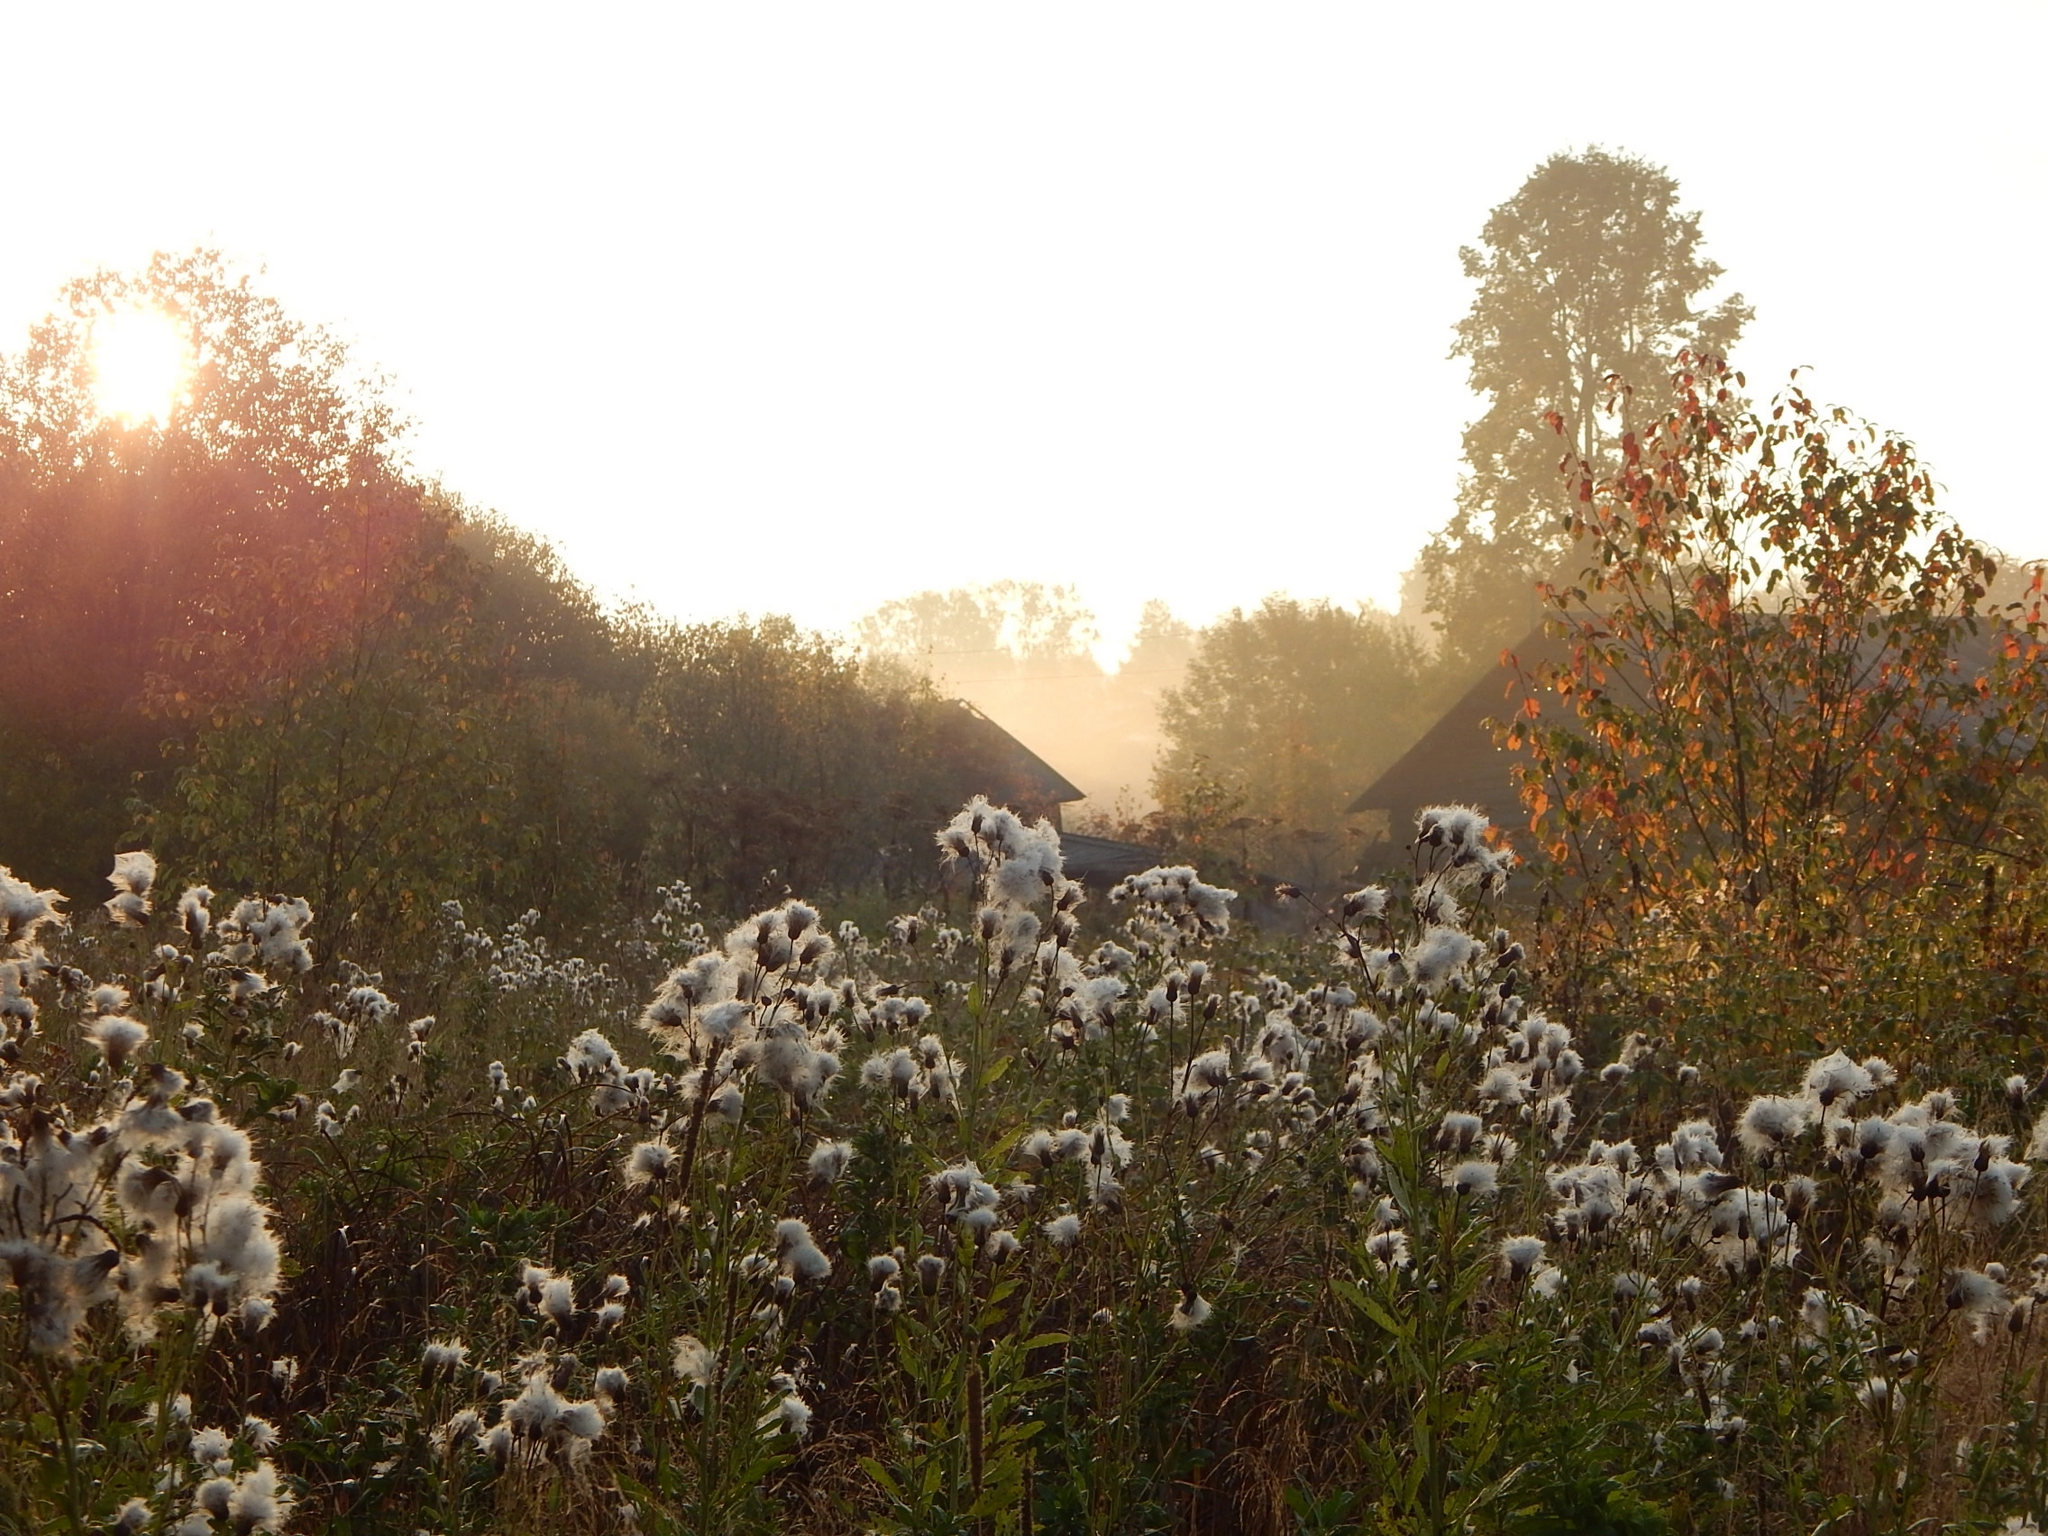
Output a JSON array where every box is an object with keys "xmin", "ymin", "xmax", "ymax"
[{"xmin": 1506, "ymin": 356, "xmax": 2048, "ymax": 1065}]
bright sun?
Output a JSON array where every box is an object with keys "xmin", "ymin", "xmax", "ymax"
[{"xmin": 91, "ymin": 307, "xmax": 190, "ymax": 425}]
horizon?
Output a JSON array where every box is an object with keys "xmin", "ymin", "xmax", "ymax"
[
  {"xmin": 2, "ymin": 2, "xmax": 2042, "ymax": 664},
  {"xmin": 5, "ymin": 12, "xmax": 2048, "ymax": 1527}
]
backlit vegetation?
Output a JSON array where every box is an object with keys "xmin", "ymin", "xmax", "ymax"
[
  {"xmin": 3, "ymin": 784, "xmax": 2047, "ymax": 1532},
  {"xmin": 3, "ymin": 182, "xmax": 2046, "ymax": 1529}
]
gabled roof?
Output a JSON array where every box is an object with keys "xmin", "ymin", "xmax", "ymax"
[
  {"xmin": 1059, "ymin": 832, "xmax": 1160, "ymax": 884},
  {"xmin": 1346, "ymin": 629, "xmax": 1567, "ymax": 823},
  {"xmin": 1347, "ymin": 618, "xmax": 2031, "ymax": 828},
  {"xmin": 934, "ymin": 698, "xmax": 1085, "ymax": 807}
]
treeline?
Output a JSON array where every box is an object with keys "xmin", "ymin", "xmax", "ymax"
[
  {"xmin": 857, "ymin": 585, "xmax": 1461, "ymax": 894},
  {"xmin": 0, "ymin": 252, "xmax": 1451, "ymax": 969},
  {"xmin": 20, "ymin": 148, "xmax": 2029, "ymax": 950},
  {"xmin": 0, "ymin": 255, "xmax": 1066, "ymax": 962}
]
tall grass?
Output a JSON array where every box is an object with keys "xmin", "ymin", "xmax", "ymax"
[{"xmin": 0, "ymin": 804, "xmax": 2043, "ymax": 1535}]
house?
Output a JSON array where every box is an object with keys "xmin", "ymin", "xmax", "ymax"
[
  {"xmin": 1347, "ymin": 618, "xmax": 2032, "ymax": 848},
  {"xmin": 932, "ymin": 699, "xmax": 1159, "ymax": 883},
  {"xmin": 1056, "ymin": 832, "xmax": 1163, "ymax": 884},
  {"xmin": 1346, "ymin": 629, "xmax": 1569, "ymax": 839},
  {"xmin": 931, "ymin": 698, "xmax": 1083, "ymax": 826}
]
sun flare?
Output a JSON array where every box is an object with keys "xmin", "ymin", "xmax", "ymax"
[{"xmin": 90, "ymin": 307, "xmax": 190, "ymax": 425}]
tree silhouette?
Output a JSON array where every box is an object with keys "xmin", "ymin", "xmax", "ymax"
[
  {"xmin": 1153, "ymin": 597, "xmax": 1431, "ymax": 887},
  {"xmin": 1419, "ymin": 148, "xmax": 1751, "ymax": 676},
  {"xmin": 855, "ymin": 582, "xmax": 1100, "ymax": 679}
]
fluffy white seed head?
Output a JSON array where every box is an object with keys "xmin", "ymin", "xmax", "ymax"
[
  {"xmin": 807, "ymin": 1138, "xmax": 853, "ymax": 1186},
  {"xmin": 672, "ymin": 1334, "xmax": 715, "ymax": 1388}
]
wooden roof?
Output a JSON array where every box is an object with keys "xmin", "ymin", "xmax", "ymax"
[
  {"xmin": 1059, "ymin": 832, "xmax": 1161, "ymax": 884},
  {"xmin": 933, "ymin": 698, "xmax": 1085, "ymax": 810},
  {"xmin": 1346, "ymin": 629, "xmax": 1566, "ymax": 824},
  {"xmin": 1346, "ymin": 619, "xmax": 2028, "ymax": 830}
]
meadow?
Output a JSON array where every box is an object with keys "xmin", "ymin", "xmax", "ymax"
[{"xmin": 3, "ymin": 785, "xmax": 2046, "ymax": 1536}]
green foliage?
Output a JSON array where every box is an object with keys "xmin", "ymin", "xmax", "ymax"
[
  {"xmin": 639, "ymin": 614, "xmax": 955, "ymax": 905},
  {"xmin": 5, "ymin": 796, "xmax": 2048, "ymax": 1535},
  {"xmin": 1500, "ymin": 1476, "xmax": 1670, "ymax": 1536}
]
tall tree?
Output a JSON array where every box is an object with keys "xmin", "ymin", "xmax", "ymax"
[
  {"xmin": 1418, "ymin": 148, "xmax": 1751, "ymax": 676},
  {"xmin": 0, "ymin": 250, "xmax": 442, "ymax": 894}
]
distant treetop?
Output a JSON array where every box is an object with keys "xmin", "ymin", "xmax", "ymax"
[{"xmin": 1418, "ymin": 147, "xmax": 1751, "ymax": 677}]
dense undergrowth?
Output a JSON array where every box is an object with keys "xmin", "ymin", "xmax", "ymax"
[{"xmin": 2, "ymin": 798, "xmax": 2046, "ymax": 1536}]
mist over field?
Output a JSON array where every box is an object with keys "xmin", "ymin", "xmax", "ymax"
[{"xmin": 2, "ymin": 9, "xmax": 2047, "ymax": 1534}]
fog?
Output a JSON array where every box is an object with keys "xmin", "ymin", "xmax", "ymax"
[{"xmin": 1, "ymin": 5, "xmax": 2040, "ymax": 665}]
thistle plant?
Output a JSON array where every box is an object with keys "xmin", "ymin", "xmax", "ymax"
[
  {"xmin": 0, "ymin": 859, "xmax": 293, "ymax": 1534},
  {"xmin": 3, "ymin": 807, "xmax": 2045, "ymax": 1535}
]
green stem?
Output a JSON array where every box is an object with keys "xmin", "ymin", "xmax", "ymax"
[{"xmin": 32, "ymin": 1353, "xmax": 87, "ymax": 1536}]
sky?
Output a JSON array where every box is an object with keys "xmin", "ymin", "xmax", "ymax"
[{"xmin": 3, "ymin": 3, "xmax": 2042, "ymax": 665}]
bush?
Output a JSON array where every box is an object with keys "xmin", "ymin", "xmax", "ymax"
[{"xmin": 1506, "ymin": 357, "xmax": 2048, "ymax": 1067}]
